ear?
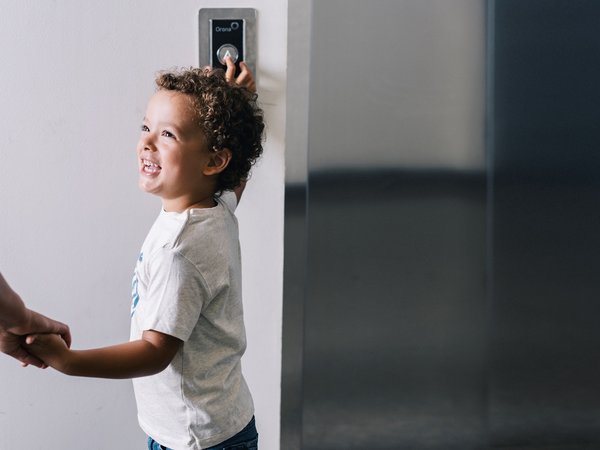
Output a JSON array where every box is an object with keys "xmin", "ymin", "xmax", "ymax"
[{"xmin": 203, "ymin": 148, "xmax": 232, "ymax": 175}]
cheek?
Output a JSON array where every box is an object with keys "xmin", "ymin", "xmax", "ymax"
[
  {"xmin": 182, "ymin": 151, "xmax": 208, "ymax": 172},
  {"xmin": 180, "ymin": 160, "xmax": 204, "ymax": 181},
  {"xmin": 162, "ymin": 154, "xmax": 195, "ymax": 179}
]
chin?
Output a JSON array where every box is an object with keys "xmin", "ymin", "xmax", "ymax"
[{"xmin": 138, "ymin": 180, "xmax": 157, "ymax": 195}]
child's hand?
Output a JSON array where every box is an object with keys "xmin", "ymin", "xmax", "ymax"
[
  {"xmin": 224, "ymin": 56, "xmax": 256, "ymax": 93},
  {"xmin": 25, "ymin": 333, "xmax": 70, "ymax": 370}
]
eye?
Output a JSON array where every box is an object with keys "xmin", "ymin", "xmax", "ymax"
[
  {"xmin": 161, "ymin": 130, "xmax": 176, "ymax": 139},
  {"xmin": 141, "ymin": 124, "xmax": 149, "ymax": 132}
]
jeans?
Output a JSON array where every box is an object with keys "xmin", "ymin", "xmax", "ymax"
[{"xmin": 147, "ymin": 416, "xmax": 258, "ymax": 450}]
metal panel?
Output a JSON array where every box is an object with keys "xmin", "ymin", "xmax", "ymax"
[
  {"xmin": 284, "ymin": 1, "xmax": 488, "ymax": 449},
  {"xmin": 489, "ymin": 1, "xmax": 600, "ymax": 447},
  {"xmin": 198, "ymin": 8, "xmax": 257, "ymax": 76},
  {"xmin": 283, "ymin": 1, "xmax": 600, "ymax": 449}
]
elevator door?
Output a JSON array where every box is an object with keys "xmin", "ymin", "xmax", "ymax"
[
  {"xmin": 282, "ymin": 1, "xmax": 600, "ymax": 449},
  {"xmin": 299, "ymin": 1, "xmax": 487, "ymax": 449}
]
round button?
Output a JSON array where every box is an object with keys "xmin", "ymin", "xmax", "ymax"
[{"xmin": 216, "ymin": 44, "xmax": 239, "ymax": 65}]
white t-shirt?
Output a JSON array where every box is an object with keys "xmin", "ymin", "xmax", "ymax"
[{"xmin": 130, "ymin": 192, "xmax": 254, "ymax": 450}]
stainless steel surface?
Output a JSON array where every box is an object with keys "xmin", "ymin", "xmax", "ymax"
[
  {"xmin": 281, "ymin": 1, "xmax": 311, "ymax": 447},
  {"xmin": 282, "ymin": 185, "xmax": 307, "ymax": 450},
  {"xmin": 284, "ymin": 1, "xmax": 487, "ymax": 449},
  {"xmin": 216, "ymin": 44, "xmax": 239, "ymax": 65},
  {"xmin": 488, "ymin": 0, "xmax": 600, "ymax": 447},
  {"xmin": 282, "ymin": 0, "xmax": 600, "ymax": 449}
]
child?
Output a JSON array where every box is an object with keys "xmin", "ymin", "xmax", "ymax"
[{"xmin": 26, "ymin": 59, "xmax": 264, "ymax": 450}]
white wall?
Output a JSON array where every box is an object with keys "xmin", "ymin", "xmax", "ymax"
[{"xmin": 0, "ymin": 1, "xmax": 285, "ymax": 449}]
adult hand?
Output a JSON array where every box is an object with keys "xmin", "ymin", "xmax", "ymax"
[
  {"xmin": 224, "ymin": 56, "xmax": 257, "ymax": 93},
  {"xmin": 1, "ymin": 309, "xmax": 71, "ymax": 368},
  {"xmin": 0, "ymin": 273, "xmax": 71, "ymax": 367},
  {"xmin": 0, "ymin": 329, "xmax": 46, "ymax": 368}
]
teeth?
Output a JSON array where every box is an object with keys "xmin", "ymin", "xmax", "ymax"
[
  {"xmin": 143, "ymin": 159, "xmax": 159, "ymax": 168},
  {"xmin": 142, "ymin": 159, "xmax": 161, "ymax": 173}
]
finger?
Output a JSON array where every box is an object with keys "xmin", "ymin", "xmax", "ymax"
[
  {"xmin": 21, "ymin": 362, "xmax": 48, "ymax": 369},
  {"xmin": 21, "ymin": 358, "xmax": 47, "ymax": 369},
  {"xmin": 236, "ymin": 62, "xmax": 257, "ymax": 93},
  {"xmin": 48, "ymin": 319, "xmax": 71, "ymax": 345},
  {"xmin": 236, "ymin": 62, "xmax": 250, "ymax": 84},
  {"xmin": 24, "ymin": 358, "xmax": 47, "ymax": 369},
  {"xmin": 59, "ymin": 327, "xmax": 72, "ymax": 348},
  {"xmin": 25, "ymin": 334, "xmax": 40, "ymax": 345},
  {"xmin": 224, "ymin": 56, "xmax": 236, "ymax": 82},
  {"xmin": 44, "ymin": 317, "xmax": 72, "ymax": 347},
  {"xmin": 9, "ymin": 346, "xmax": 46, "ymax": 368},
  {"xmin": 16, "ymin": 309, "xmax": 70, "ymax": 342}
]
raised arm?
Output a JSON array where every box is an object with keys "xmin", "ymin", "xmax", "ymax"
[
  {"xmin": 224, "ymin": 56, "xmax": 255, "ymax": 204},
  {"xmin": 26, "ymin": 329, "xmax": 181, "ymax": 379}
]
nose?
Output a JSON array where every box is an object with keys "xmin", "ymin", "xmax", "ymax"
[{"xmin": 139, "ymin": 132, "xmax": 157, "ymax": 152}]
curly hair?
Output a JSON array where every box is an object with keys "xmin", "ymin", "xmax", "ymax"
[{"xmin": 155, "ymin": 67, "xmax": 265, "ymax": 195}]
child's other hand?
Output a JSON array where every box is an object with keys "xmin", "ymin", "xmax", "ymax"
[
  {"xmin": 25, "ymin": 333, "xmax": 69, "ymax": 369},
  {"xmin": 224, "ymin": 56, "xmax": 257, "ymax": 93}
]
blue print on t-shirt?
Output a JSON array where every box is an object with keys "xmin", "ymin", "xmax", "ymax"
[{"xmin": 130, "ymin": 252, "xmax": 143, "ymax": 317}]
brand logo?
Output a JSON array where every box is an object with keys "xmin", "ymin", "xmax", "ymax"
[{"xmin": 215, "ymin": 22, "xmax": 240, "ymax": 32}]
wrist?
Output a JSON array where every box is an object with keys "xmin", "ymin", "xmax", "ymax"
[
  {"xmin": 35, "ymin": 344, "xmax": 73, "ymax": 375},
  {"xmin": 3, "ymin": 301, "xmax": 30, "ymax": 332},
  {"xmin": 0, "ymin": 275, "xmax": 27, "ymax": 330},
  {"xmin": 55, "ymin": 348, "xmax": 77, "ymax": 375}
]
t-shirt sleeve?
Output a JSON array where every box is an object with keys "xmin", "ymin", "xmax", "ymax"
[
  {"xmin": 139, "ymin": 247, "xmax": 209, "ymax": 342},
  {"xmin": 219, "ymin": 190, "xmax": 238, "ymax": 213}
]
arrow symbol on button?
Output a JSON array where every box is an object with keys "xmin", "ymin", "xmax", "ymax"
[{"xmin": 217, "ymin": 44, "xmax": 239, "ymax": 64}]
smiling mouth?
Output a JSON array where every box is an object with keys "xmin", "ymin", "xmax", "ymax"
[{"xmin": 142, "ymin": 159, "xmax": 161, "ymax": 174}]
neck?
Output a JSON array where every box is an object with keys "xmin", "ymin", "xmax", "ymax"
[{"xmin": 162, "ymin": 194, "xmax": 216, "ymax": 212}]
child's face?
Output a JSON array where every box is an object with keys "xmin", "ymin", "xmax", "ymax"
[{"xmin": 137, "ymin": 90, "xmax": 212, "ymax": 211}]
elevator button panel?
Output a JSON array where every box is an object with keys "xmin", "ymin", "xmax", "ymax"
[{"xmin": 199, "ymin": 9, "xmax": 257, "ymax": 78}]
